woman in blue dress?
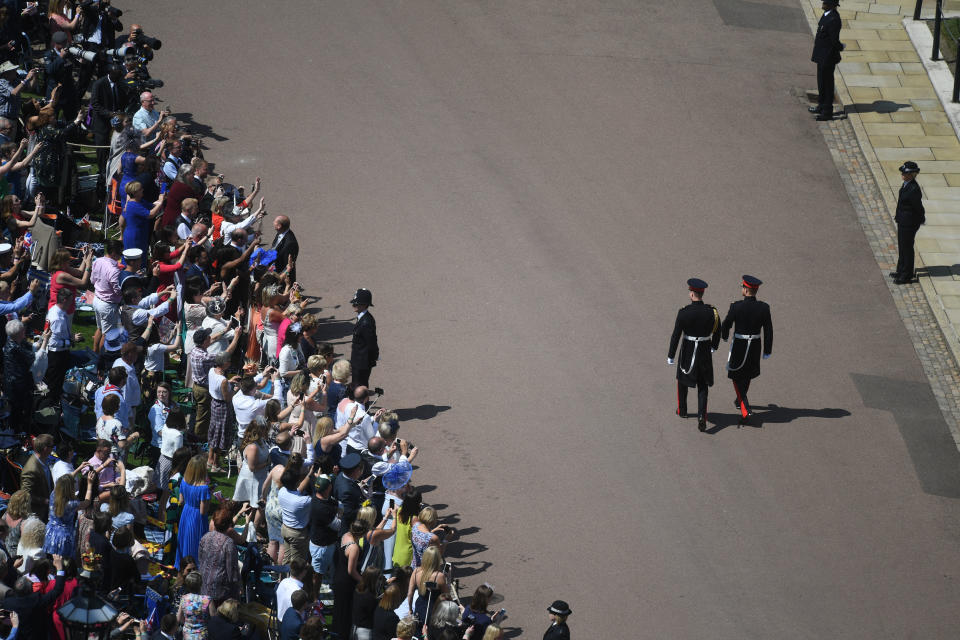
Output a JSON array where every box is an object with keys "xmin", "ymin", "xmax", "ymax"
[
  {"xmin": 117, "ymin": 141, "xmax": 144, "ymax": 209},
  {"xmin": 43, "ymin": 472, "xmax": 95, "ymax": 558},
  {"xmin": 176, "ymin": 455, "xmax": 211, "ymax": 569},
  {"xmin": 121, "ymin": 181, "xmax": 165, "ymax": 256}
]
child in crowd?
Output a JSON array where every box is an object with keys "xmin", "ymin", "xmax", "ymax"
[{"xmin": 96, "ymin": 393, "xmax": 139, "ymax": 461}]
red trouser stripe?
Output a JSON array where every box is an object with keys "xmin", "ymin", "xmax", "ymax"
[{"xmin": 733, "ymin": 381, "xmax": 748, "ymax": 418}]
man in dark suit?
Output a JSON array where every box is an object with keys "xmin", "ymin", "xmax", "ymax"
[
  {"xmin": 1, "ymin": 553, "xmax": 65, "ymax": 639},
  {"xmin": 810, "ymin": 0, "xmax": 843, "ymax": 121},
  {"xmin": 20, "ymin": 433, "xmax": 54, "ymax": 520},
  {"xmin": 45, "ymin": 32, "xmax": 80, "ymax": 121},
  {"xmin": 891, "ymin": 160, "xmax": 926, "ymax": 284},
  {"xmin": 350, "ymin": 288, "xmax": 379, "ymax": 387},
  {"xmin": 668, "ymin": 279, "xmax": 721, "ymax": 432},
  {"xmin": 271, "ymin": 215, "xmax": 299, "ymax": 282},
  {"xmin": 90, "ymin": 64, "xmax": 133, "ymax": 176},
  {"xmin": 721, "ymin": 276, "xmax": 773, "ymax": 424},
  {"xmin": 332, "ymin": 453, "xmax": 365, "ymax": 534}
]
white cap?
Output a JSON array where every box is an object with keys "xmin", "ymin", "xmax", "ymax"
[
  {"xmin": 122, "ymin": 248, "xmax": 143, "ymax": 260},
  {"xmin": 104, "ymin": 326, "xmax": 128, "ymax": 351},
  {"xmin": 0, "ymin": 243, "xmax": 12, "ymax": 255}
]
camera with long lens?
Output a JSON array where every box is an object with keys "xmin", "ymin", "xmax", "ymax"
[
  {"xmin": 65, "ymin": 46, "xmax": 102, "ymax": 64},
  {"xmin": 133, "ymin": 32, "xmax": 162, "ymax": 50},
  {"xmin": 76, "ymin": 0, "xmax": 123, "ymax": 29}
]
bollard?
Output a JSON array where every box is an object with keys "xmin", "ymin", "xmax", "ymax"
[
  {"xmin": 933, "ymin": 0, "xmax": 944, "ymax": 60},
  {"xmin": 915, "ymin": 0, "xmax": 923, "ymax": 20},
  {"xmin": 954, "ymin": 39, "xmax": 960, "ymax": 101}
]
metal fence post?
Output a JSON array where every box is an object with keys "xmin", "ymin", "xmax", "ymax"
[
  {"xmin": 954, "ymin": 39, "xmax": 960, "ymax": 101},
  {"xmin": 933, "ymin": 0, "xmax": 944, "ymax": 60},
  {"xmin": 915, "ymin": 0, "xmax": 923, "ymax": 20}
]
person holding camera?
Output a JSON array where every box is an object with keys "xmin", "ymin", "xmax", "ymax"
[
  {"xmin": 0, "ymin": 553, "xmax": 66, "ymax": 640},
  {"xmin": 44, "ymin": 32, "xmax": 80, "ymax": 120},
  {"xmin": 89, "ymin": 64, "xmax": 133, "ymax": 175},
  {"xmin": 0, "ymin": 63, "xmax": 37, "ymax": 124}
]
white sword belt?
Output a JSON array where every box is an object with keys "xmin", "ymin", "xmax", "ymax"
[
  {"xmin": 727, "ymin": 333, "xmax": 761, "ymax": 372},
  {"xmin": 681, "ymin": 335, "xmax": 712, "ymax": 375}
]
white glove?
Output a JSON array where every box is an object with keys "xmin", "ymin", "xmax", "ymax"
[
  {"xmin": 763, "ymin": 353, "xmax": 771, "ymax": 360},
  {"xmin": 667, "ymin": 358, "xmax": 675, "ymax": 365},
  {"xmin": 711, "ymin": 348, "xmax": 716, "ymax": 353}
]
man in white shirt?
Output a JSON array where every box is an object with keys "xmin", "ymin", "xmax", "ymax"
[
  {"xmin": 175, "ymin": 198, "xmax": 198, "ymax": 240},
  {"xmin": 276, "ymin": 559, "xmax": 312, "ymax": 622},
  {"xmin": 278, "ymin": 467, "xmax": 315, "ymax": 567},
  {"xmin": 44, "ymin": 288, "xmax": 75, "ymax": 404},
  {"xmin": 220, "ymin": 197, "xmax": 265, "ymax": 242},
  {"xmin": 112, "ymin": 341, "xmax": 142, "ymax": 425},
  {"xmin": 338, "ymin": 386, "xmax": 384, "ymax": 455},
  {"xmin": 161, "ymin": 139, "xmax": 183, "ymax": 182},
  {"xmin": 131, "ymin": 91, "xmax": 168, "ymax": 137},
  {"xmin": 232, "ymin": 368, "xmax": 282, "ymax": 440}
]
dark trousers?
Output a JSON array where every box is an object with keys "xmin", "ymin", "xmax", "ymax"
[
  {"xmin": 44, "ymin": 350, "xmax": 71, "ymax": 404},
  {"xmin": 6, "ymin": 387, "xmax": 32, "ymax": 433},
  {"xmin": 94, "ymin": 128, "xmax": 111, "ymax": 192},
  {"xmin": 352, "ymin": 367, "xmax": 371, "ymax": 388},
  {"xmin": 895, "ymin": 223, "xmax": 920, "ymax": 279},
  {"xmin": 816, "ymin": 61, "xmax": 837, "ymax": 116},
  {"xmin": 733, "ymin": 378, "xmax": 752, "ymax": 418},
  {"xmin": 677, "ymin": 381, "xmax": 709, "ymax": 419}
]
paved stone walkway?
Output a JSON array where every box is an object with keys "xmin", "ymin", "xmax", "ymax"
[{"xmin": 800, "ymin": 0, "xmax": 960, "ymax": 443}]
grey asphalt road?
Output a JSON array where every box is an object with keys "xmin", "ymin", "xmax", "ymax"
[{"xmin": 127, "ymin": 0, "xmax": 960, "ymax": 636}]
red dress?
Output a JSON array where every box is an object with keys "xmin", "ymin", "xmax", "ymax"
[
  {"xmin": 161, "ymin": 181, "xmax": 199, "ymax": 228},
  {"xmin": 47, "ymin": 271, "xmax": 77, "ymax": 313}
]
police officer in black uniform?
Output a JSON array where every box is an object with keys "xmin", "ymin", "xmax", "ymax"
[
  {"xmin": 890, "ymin": 160, "xmax": 925, "ymax": 284},
  {"xmin": 721, "ymin": 275, "xmax": 773, "ymax": 424},
  {"xmin": 810, "ymin": 0, "xmax": 843, "ymax": 121},
  {"xmin": 350, "ymin": 288, "xmax": 379, "ymax": 388},
  {"xmin": 668, "ymin": 278, "xmax": 721, "ymax": 432}
]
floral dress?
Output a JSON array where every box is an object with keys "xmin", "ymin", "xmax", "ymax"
[
  {"xmin": 180, "ymin": 592, "xmax": 212, "ymax": 640},
  {"xmin": 43, "ymin": 493, "xmax": 80, "ymax": 557},
  {"xmin": 197, "ymin": 530, "xmax": 240, "ymax": 601}
]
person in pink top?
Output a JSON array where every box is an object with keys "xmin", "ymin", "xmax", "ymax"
[{"xmin": 90, "ymin": 239, "xmax": 125, "ymax": 353}]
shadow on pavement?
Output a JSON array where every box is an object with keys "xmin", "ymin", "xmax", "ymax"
[
  {"xmin": 705, "ymin": 404, "xmax": 851, "ymax": 434},
  {"xmin": 502, "ymin": 628, "xmax": 523, "ymax": 639},
  {"xmin": 449, "ymin": 560, "xmax": 492, "ymax": 578},
  {"xmin": 852, "ymin": 372, "xmax": 960, "ymax": 499},
  {"xmin": 446, "ymin": 539, "xmax": 488, "ymax": 559},
  {"xmin": 917, "ymin": 265, "xmax": 960, "ymax": 279},
  {"xmin": 848, "ymin": 100, "xmax": 911, "ymax": 114},
  {"xmin": 172, "ymin": 111, "xmax": 230, "ymax": 142},
  {"xmin": 313, "ymin": 318, "xmax": 355, "ymax": 342},
  {"xmin": 394, "ymin": 404, "xmax": 451, "ymax": 421}
]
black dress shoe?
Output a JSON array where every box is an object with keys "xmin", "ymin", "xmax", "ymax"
[
  {"xmin": 815, "ymin": 114, "xmax": 833, "ymax": 121},
  {"xmin": 698, "ymin": 417, "xmax": 707, "ymax": 432},
  {"xmin": 677, "ymin": 409, "xmax": 688, "ymax": 418},
  {"xmin": 808, "ymin": 106, "xmax": 821, "ymax": 113},
  {"xmin": 893, "ymin": 277, "xmax": 913, "ymax": 285}
]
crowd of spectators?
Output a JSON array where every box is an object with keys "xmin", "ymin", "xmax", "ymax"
[{"xmin": 0, "ymin": 2, "xmax": 569, "ymax": 640}]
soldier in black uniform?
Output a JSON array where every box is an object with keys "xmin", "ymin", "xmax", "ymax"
[
  {"xmin": 890, "ymin": 160, "xmax": 925, "ymax": 285},
  {"xmin": 668, "ymin": 278, "xmax": 721, "ymax": 432},
  {"xmin": 721, "ymin": 276, "xmax": 773, "ymax": 424},
  {"xmin": 809, "ymin": 0, "xmax": 843, "ymax": 121}
]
